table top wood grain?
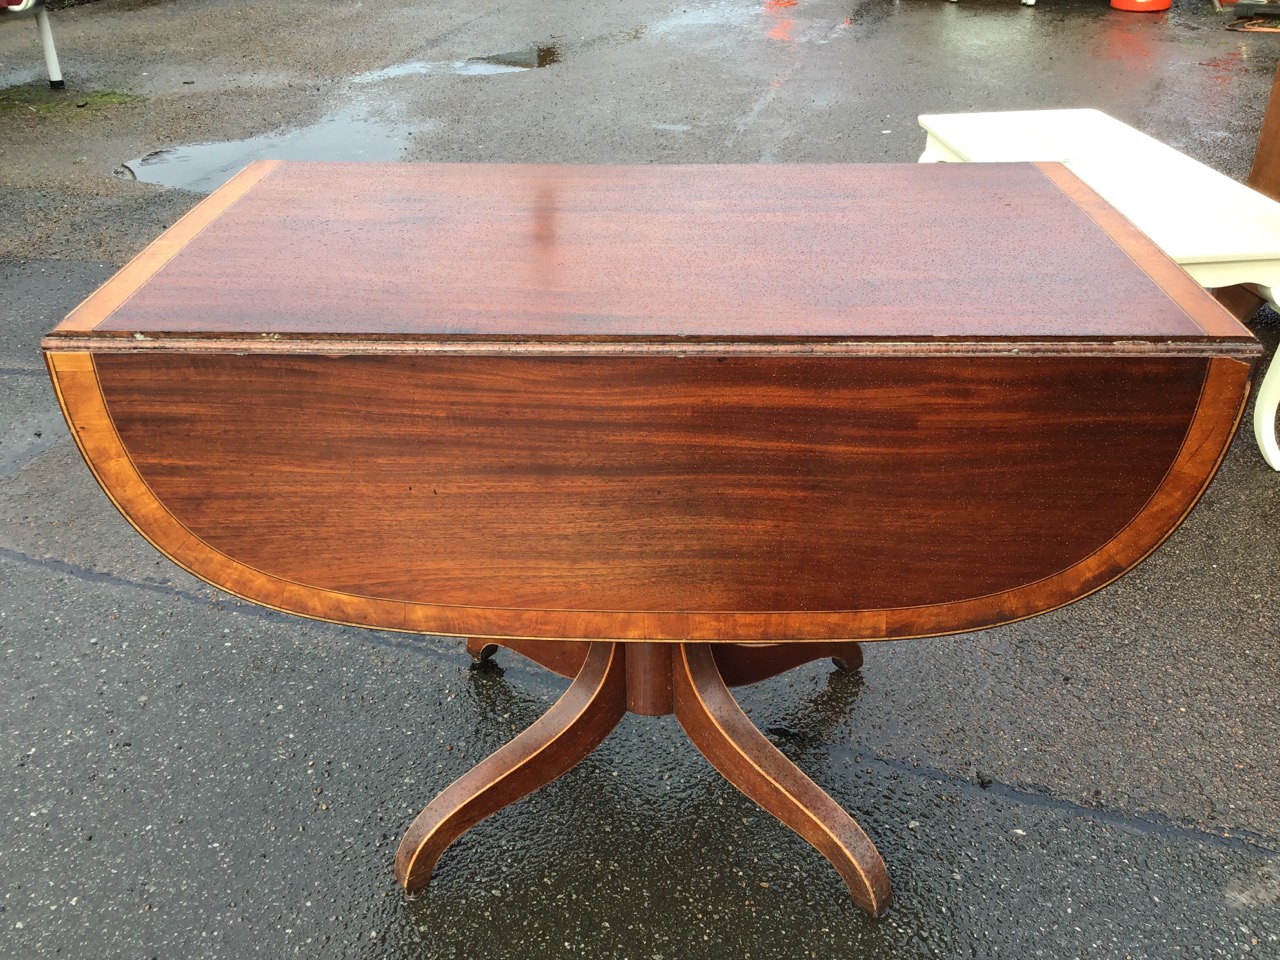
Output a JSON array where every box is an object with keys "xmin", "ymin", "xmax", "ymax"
[{"xmin": 51, "ymin": 159, "xmax": 1253, "ymax": 346}]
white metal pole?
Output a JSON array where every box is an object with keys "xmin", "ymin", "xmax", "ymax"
[{"xmin": 35, "ymin": 6, "xmax": 64, "ymax": 90}]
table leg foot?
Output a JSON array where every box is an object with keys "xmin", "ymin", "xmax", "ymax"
[
  {"xmin": 465, "ymin": 636, "xmax": 589, "ymax": 679},
  {"xmin": 465, "ymin": 637, "xmax": 500, "ymax": 664},
  {"xmin": 396, "ymin": 641, "xmax": 626, "ymax": 894},
  {"xmin": 673, "ymin": 643, "xmax": 892, "ymax": 917},
  {"xmin": 711, "ymin": 641, "xmax": 863, "ymax": 687},
  {"xmin": 830, "ymin": 647, "xmax": 864, "ymax": 673}
]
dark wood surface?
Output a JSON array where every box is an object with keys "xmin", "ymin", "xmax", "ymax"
[
  {"xmin": 52, "ymin": 160, "xmax": 1252, "ymax": 342},
  {"xmin": 92, "ymin": 353, "xmax": 1204, "ymax": 613},
  {"xmin": 672, "ymin": 643, "xmax": 892, "ymax": 916},
  {"xmin": 1250, "ymin": 62, "xmax": 1280, "ymax": 204},
  {"xmin": 711, "ymin": 641, "xmax": 864, "ymax": 685},
  {"xmin": 1214, "ymin": 284, "xmax": 1264, "ymax": 322},
  {"xmin": 45, "ymin": 348, "xmax": 1250, "ymax": 641},
  {"xmin": 395, "ymin": 642, "xmax": 627, "ymax": 894}
]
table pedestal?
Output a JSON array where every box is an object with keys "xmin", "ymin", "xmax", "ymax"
[{"xmin": 394, "ymin": 639, "xmax": 892, "ymax": 917}]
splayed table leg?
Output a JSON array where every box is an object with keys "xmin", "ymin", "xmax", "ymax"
[
  {"xmin": 403, "ymin": 639, "xmax": 891, "ymax": 916},
  {"xmin": 674, "ymin": 643, "xmax": 892, "ymax": 917},
  {"xmin": 395, "ymin": 641, "xmax": 626, "ymax": 893}
]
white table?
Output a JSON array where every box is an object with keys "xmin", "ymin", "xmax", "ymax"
[{"xmin": 919, "ymin": 108, "xmax": 1280, "ymax": 470}]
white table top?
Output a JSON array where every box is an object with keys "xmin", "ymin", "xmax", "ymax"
[{"xmin": 919, "ymin": 108, "xmax": 1280, "ymax": 265}]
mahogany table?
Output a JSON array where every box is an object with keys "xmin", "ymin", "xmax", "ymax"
[{"xmin": 43, "ymin": 161, "xmax": 1260, "ymax": 918}]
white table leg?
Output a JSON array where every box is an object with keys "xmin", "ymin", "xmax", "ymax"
[
  {"xmin": 1247, "ymin": 284, "xmax": 1280, "ymax": 470},
  {"xmin": 35, "ymin": 6, "xmax": 64, "ymax": 90},
  {"xmin": 918, "ymin": 136, "xmax": 965, "ymax": 163},
  {"xmin": 1253, "ymin": 354, "xmax": 1280, "ymax": 471}
]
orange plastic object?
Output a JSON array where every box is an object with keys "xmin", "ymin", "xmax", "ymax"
[{"xmin": 1110, "ymin": 0, "xmax": 1171, "ymax": 10}]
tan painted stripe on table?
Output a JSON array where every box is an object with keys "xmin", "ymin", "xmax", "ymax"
[
  {"xmin": 55, "ymin": 160, "xmax": 281, "ymax": 333},
  {"xmin": 1034, "ymin": 161, "xmax": 1255, "ymax": 341}
]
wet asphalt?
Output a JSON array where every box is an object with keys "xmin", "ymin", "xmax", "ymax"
[{"xmin": 3, "ymin": 0, "xmax": 1280, "ymax": 957}]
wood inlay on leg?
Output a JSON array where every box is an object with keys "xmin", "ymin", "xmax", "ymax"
[
  {"xmin": 673, "ymin": 643, "xmax": 892, "ymax": 917},
  {"xmin": 396, "ymin": 641, "xmax": 626, "ymax": 893}
]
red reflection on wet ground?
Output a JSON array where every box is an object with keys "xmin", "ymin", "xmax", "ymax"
[
  {"xmin": 1200, "ymin": 49, "xmax": 1248, "ymax": 87},
  {"xmin": 1097, "ymin": 22, "xmax": 1156, "ymax": 64},
  {"xmin": 763, "ymin": 0, "xmax": 798, "ymax": 43},
  {"xmin": 768, "ymin": 18, "xmax": 795, "ymax": 41}
]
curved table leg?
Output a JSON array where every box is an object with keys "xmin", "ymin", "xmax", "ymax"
[
  {"xmin": 711, "ymin": 641, "xmax": 863, "ymax": 687},
  {"xmin": 672, "ymin": 643, "xmax": 892, "ymax": 917},
  {"xmin": 465, "ymin": 636, "xmax": 589, "ymax": 679},
  {"xmin": 396, "ymin": 641, "xmax": 627, "ymax": 894},
  {"xmin": 1253, "ymin": 353, "xmax": 1280, "ymax": 470},
  {"xmin": 1230, "ymin": 282, "xmax": 1280, "ymax": 471}
]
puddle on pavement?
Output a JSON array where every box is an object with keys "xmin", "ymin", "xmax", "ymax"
[
  {"xmin": 352, "ymin": 27, "xmax": 643, "ymax": 85},
  {"xmin": 352, "ymin": 44, "xmax": 563, "ymax": 84},
  {"xmin": 648, "ymin": 2, "xmax": 758, "ymax": 35},
  {"xmin": 123, "ymin": 24, "xmax": 645, "ymax": 193},
  {"xmin": 121, "ymin": 108, "xmax": 414, "ymax": 193},
  {"xmin": 472, "ymin": 43, "xmax": 564, "ymax": 71}
]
